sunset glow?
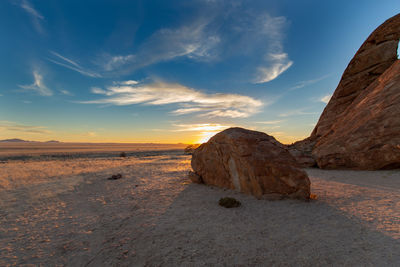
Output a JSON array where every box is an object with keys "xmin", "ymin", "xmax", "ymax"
[
  {"xmin": 1, "ymin": 2, "xmax": 400, "ymax": 266},
  {"xmin": 1, "ymin": 1, "xmax": 399, "ymax": 144},
  {"xmin": 198, "ymin": 131, "xmax": 218, "ymax": 144}
]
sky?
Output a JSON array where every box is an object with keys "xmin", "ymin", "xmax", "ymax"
[{"xmin": 1, "ymin": 0, "xmax": 399, "ymax": 144}]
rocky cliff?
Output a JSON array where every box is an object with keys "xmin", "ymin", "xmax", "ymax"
[{"xmin": 295, "ymin": 13, "xmax": 400, "ymax": 169}]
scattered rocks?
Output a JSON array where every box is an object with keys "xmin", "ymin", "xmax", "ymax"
[
  {"xmin": 219, "ymin": 197, "xmax": 241, "ymax": 208},
  {"xmin": 120, "ymin": 152, "xmax": 127, "ymax": 157},
  {"xmin": 191, "ymin": 128, "xmax": 311, "ymax": 200},
  {"xmin": 287, "ymin": 138, "xmax": 317, "ymax": 167},
  {"xmin": 108, "ymin": 173, "xmax": 123, "ymax": 180}
]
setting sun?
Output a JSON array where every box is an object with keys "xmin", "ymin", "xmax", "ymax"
[{"xmin": 198, "ymin": 131, "xmax": 217, "ymax": 143}]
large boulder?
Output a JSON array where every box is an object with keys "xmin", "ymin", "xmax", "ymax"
[
  {"xmin": 294, "ymin": 13, "xmax": 400, "ymax": 169},
  {"xmin": 191, "ymin": 128, "xmax": 311, "ymax": 200}
]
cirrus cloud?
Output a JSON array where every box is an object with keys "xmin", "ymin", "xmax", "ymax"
[
  {"xmin": 81, "ymin": 81, "xmax": 263, "ymax": 118},
  {"xmin": 97, "ymin": 6, "xmax": 292, "ymax": 83},
  {"xmin": 0, "ymin": 120, "xmax": 51, "ymax": 134},
  {"xmin": 100, "ymin": 19, "xmax": 220, "ymax": 75},
  {"xmin": 172, "ymin": 123, "xmax": 231, "ymax": 132},
  {"xmin": 254, "ymin": 14, "xmax": 293, "ymax": 83},
  {"xmin": 18, "ymin": 69, "xmax": 53, "ymax": 96},
  {"xmin": 255, "ymin": 53, "xmax": 293, "ymax": 83},
  {"xmin": 16, "ymin": 0, "xmax": 45, "ymax": 34},
  {"xmin": 48, "ymin": 51, "xmax": 101, "ymax": 78}
]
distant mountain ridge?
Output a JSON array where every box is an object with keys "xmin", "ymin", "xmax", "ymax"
[
  {"xmin": 0, "ymin": 138, "xmax": 31, "ymax": 143},
  {"xmin": 0, "ymin": 138, "xmax": 60, "ymax": 143}
]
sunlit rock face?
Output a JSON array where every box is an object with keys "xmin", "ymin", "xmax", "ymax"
[
  {"xmin": 294, "ymin": 13, "xmax": 400, "ymax": 170},
  {"xmin": 311, "ymin": 13, "xmax": 400, "ymax": 140},
  {"xmin": 313, "ymin": 60, "xmax": 400, "ymax": 169},
  {"xmin": 191, "ymin": 127, "xmax": 311, "ymax": 200}
]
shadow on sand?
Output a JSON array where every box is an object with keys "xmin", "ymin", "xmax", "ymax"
[{"xmin": 1, "ymin": 157, "xmax": 399, "ymax": 266}]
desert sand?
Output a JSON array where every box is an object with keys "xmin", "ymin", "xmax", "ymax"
[
  {"xmin": 0, "ymin": 142, "xmax": 186, "ymax": 159},
  {"xmin": 0, "ymin": 147, "xmax": 399, "ymax": 266}
]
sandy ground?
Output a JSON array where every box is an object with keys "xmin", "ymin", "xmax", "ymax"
[
  {"xmin": 0, "ymin": 152, "xmax": 399, "ymax": 266},
  {"xmin": 0, "ymin": 142, "xmax": 186, "ymax": 158}
]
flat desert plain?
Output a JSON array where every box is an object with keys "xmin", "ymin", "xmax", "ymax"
[{"xmin": 0, "ymin": 143, "xmax": 399, "ymax": 266}]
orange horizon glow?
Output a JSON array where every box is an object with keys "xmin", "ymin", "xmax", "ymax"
[
  {"xmin": 0, "ymin": 123, "xmax": 308, "ymax": 145},
  {"xmin": 0, "ymin": 132, "xmax": 304, "ymax": 145}
]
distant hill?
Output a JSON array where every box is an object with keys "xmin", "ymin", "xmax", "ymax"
[
  {"xmin": 0, "ymin": 138, "xmax": 31, "ymax": 143},
  {"xmin": 0, "ymin": 139, "xmax": 60, "ymax": 143}
]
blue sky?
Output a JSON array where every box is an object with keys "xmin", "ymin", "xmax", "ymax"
[{"xmin": 1, "ymin": 0, "xmax": 399, "ymax": 143}]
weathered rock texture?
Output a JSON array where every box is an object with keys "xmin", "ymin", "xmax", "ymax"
[
  {"xmin": 294, "ymin": 13, "xmax": 400, "ymax": 169},
  {"xmin": 184, "ymin": 144, "xmax": 201, "ymax": 155},
  {"xmin": 287, "ymin": 138, "xmax": 316, "ymax": 167},
  {"xmin": 188, "ymin": 171, "xmax": 203, "ymax": 184},
  {"xmin": 191, "ymin": 128, "xmax": 311, "ymax": 199},
  {"xmin": 313, "ymin": 60, "xmax": 400, "ymax": 169},
  {"xmin": 311, "ymin": 14, "xmax": 400, "ymax": 140}
]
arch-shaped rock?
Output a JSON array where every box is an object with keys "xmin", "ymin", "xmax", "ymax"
[
  {"xmin": 290, "ymin": 13, "xmax": 400, "ymax": 169},
  {"xmin": 313, "ymin": 60, "xmax": 400, "ymax": 169},
  {"xmin": 311, "ymin": 13, "xmax": 400, "ymax": 139}
]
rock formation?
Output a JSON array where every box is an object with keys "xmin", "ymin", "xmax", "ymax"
[
  {"xmin": 287, "ymin": 137, "xmax": 316, "ymax": 167},
  {"xmin": 188, "ymin": 171, "xmax": 203, "ymax": 184},
  {"xmin": 313, "ymin": 60, "xmax": 400, "ymax": 169},
  {"xmin": 295, "ymin": 13, "xmax": 400, "ymax": 169},
  {"xmin": 311, "ymin": 14, "xmax": 400, "ymax": 140},
  {"xmin": 191, "ymin": 128, "xmax": 311, "ymax": 199},
  {"xmin": 184, "ymin": 144, "xmax": 201, "ymax": 155}
]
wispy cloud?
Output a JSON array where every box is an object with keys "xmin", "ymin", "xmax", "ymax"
[
  {"xmin": 98, "ymin": 8, "xmax": 292, "ymax": 82},
  {"xmin": 320, "ymin": 94, "xmax": 332, "ymax": 104},
  {"xmin": 17, "ymin": 0, "xmax": 45, "ymax": 34},
  {"xmin": 0, "ymin": 120, "xmax": 51, "ymax": 134},
  {"xmin": 254, "ymin": 15, "xmax": 293, "ymax": 83},
  {"xmin": 253, "ymin": 120, "xmax": 282, "ymax": 132},
  {"xmin": 255, "ymin": 53, "xmax": 293, "ymax": 84},
  {"xmin": 59, "ymin": 89, "xmax": 73, "ymax": 96},
  {"xmin": 48, "ymin": 51, "xmax": 101, "ymax": 78},
  {"xmin": 50, "ymin": 51, "xmax": 80, "ymax": 67},
  {"xmin": 100, "ymin": 20, "xmax": 220, "ymax": 74},
  {"xmin": 279, "ymin": 108, "xmax": 318, "ymax": 117},
  {"xmin": 173, "ymin": 123, "xmax": 231, "ymax": 132},
  {"xmin": 261, "ymin": 125, "xmax": 281, "ymax": 130},
  {"xmin": 19, "ymin": 70, "xmax": 53, "ymax": 96},
  {"xmin": 86, "ymin": 131, "xmax": 97, "ymax": 137},
  {"xmin": 254, "ymin": 120, "xmax": 283, "ymax": 124},
  {"xmin": 289, "ymin": 74, "xmax": 331, "ymax": 90},
  {"xmin": 269, "ymin": 131, "xmax": 286, "ymax": 137},
  {"xmin": 41, "ymin": 4, "xmax": 294, "ymax": 83},
  {"xmin": 120, "ymin": 80, "xmax": 138, "ymax": 85},
  {"xmin": 91, "ymin": 87, "xmax": 107, "ymax": 94},
  {"xmin": 82, "ymin": 80, "xmax": 263, "ymax": 118},
  {"xmin": 102, "ymin": 55, "xmax": 135, "ymax": 72}
]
